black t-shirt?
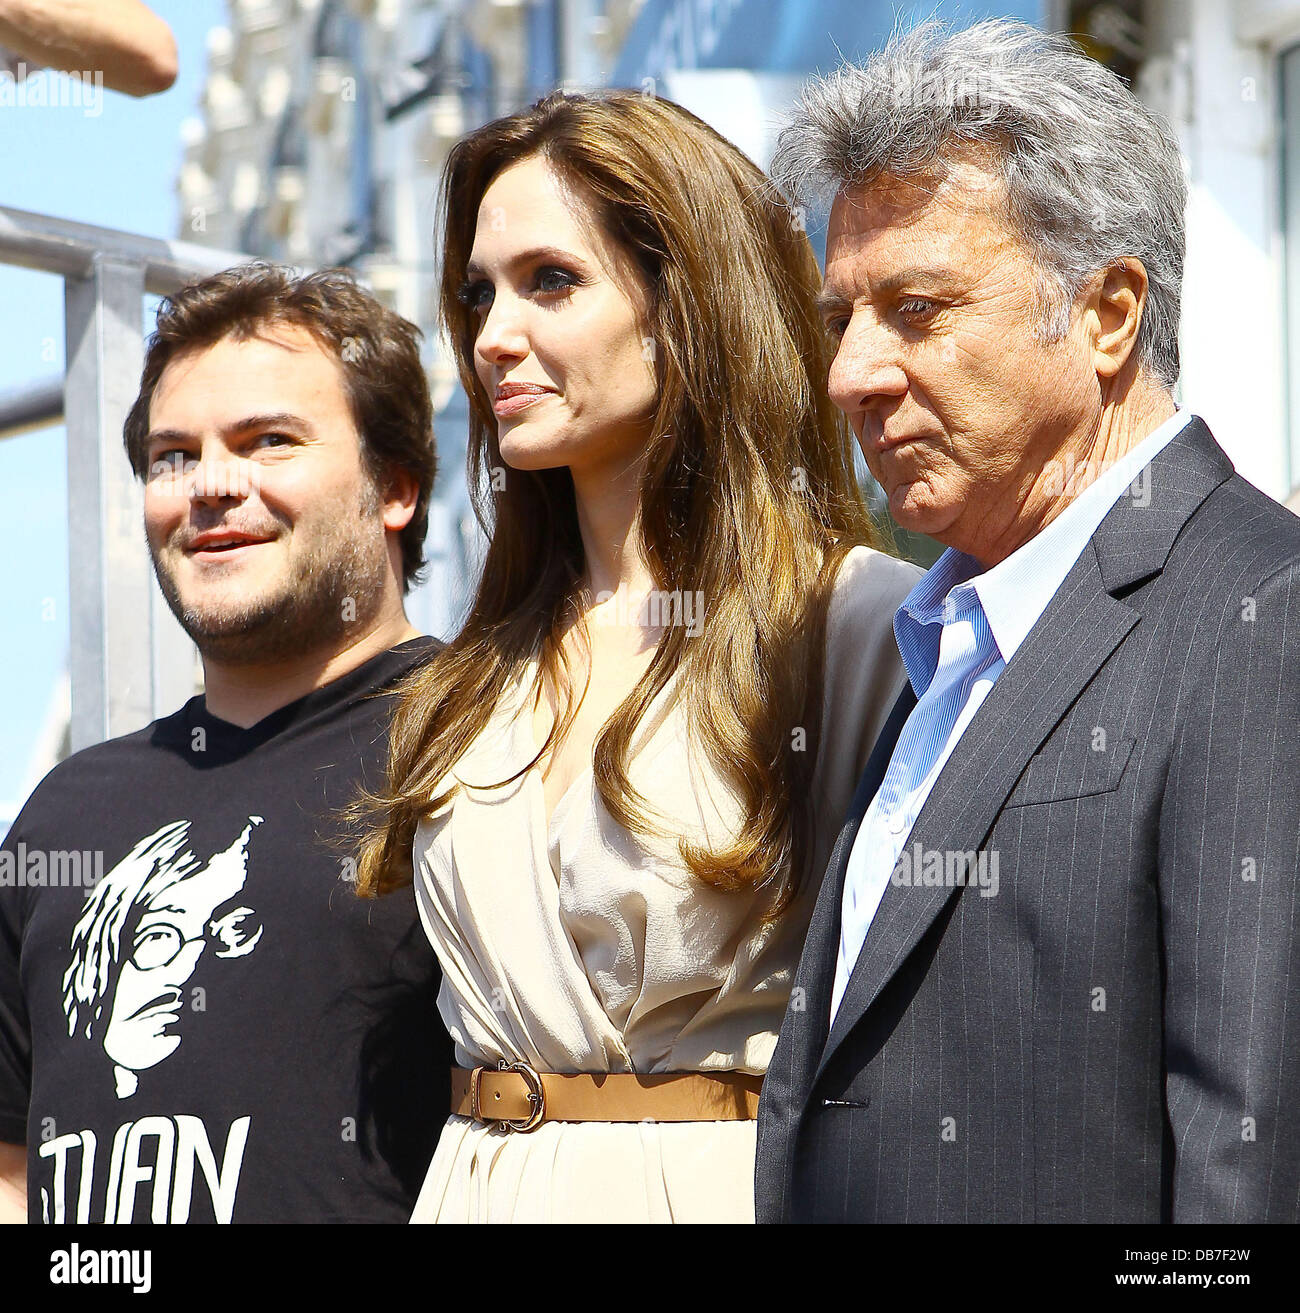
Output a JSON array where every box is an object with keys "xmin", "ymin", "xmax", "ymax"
[{"xmin": 0, "ymin": 637, "xmax": 450, "ymax": 1223}]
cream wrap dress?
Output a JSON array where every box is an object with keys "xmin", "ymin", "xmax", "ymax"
[{"xmin": 410, "ymin": 545, "xmax": 921, "ymax": 1222}]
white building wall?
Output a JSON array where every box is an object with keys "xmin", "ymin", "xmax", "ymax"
[{"xmin": 1141, "ymin": 0, "xmax": 1299, "ymax": 501}]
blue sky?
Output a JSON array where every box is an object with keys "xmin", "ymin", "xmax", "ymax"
[{"xmin": 0, "ymin": 2, "xmax": 226, "ymax": 822}]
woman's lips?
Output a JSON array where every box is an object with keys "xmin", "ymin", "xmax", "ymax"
[{"xmin": 493, "ymin": 390, "xmax": 551, "ymax": 417}]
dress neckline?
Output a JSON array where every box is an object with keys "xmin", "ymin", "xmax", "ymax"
[{"xmin": 517, "ymin": 651, "xmax": 684, "ymax": 843}]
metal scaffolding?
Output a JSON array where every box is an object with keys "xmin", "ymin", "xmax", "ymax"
[{"xmin": 0, "ymin": 205, "xmax": 249, "ymax": 754}]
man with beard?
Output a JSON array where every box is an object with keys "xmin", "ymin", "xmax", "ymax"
[{"xmin": 0, "ymin": 265, "xmax": 450, "ymax": 1223}]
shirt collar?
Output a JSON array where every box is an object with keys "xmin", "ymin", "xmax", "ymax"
[{"xmin": 893, "ymin": 548, "xmax": 984, "ymax": 696}]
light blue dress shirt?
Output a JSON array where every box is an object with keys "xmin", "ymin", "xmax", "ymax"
[{"xmin": 829, "ymin": 409, "xmax": 1194, "ymax": 1023}]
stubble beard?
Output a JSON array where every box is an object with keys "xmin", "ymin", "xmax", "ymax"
[{"xmin": 152, "ymin": 491, "xmax": 392, "ymax": 666}]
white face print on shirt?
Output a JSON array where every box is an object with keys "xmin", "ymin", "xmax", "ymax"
[{"xmin": 62, "ymin": 817, "xmax": 264, "ymax": 1098}]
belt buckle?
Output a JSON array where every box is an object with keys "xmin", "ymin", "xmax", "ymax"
[{"xmin": 473, "ymin": 1059, "xmax": 545, "ymax": 1133}]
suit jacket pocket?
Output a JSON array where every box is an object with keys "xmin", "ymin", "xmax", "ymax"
[{"xmin": 1003, "ymin": 736, "xmax": 1134, "ymax": 808}]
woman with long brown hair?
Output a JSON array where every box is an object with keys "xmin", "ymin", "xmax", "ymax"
[{"xmin": 353, "ymin": 88, "xmax": 920, "ymax": 1222}]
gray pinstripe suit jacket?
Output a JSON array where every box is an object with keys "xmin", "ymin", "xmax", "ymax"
[{"xmin": 755, "ymin": 418, "xmax": 1300, "ymax": 1223}]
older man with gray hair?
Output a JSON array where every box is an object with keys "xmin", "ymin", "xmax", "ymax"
[{"xmin": 756, "ymin": 18, "xmax": 1300, "ymax": 1224}]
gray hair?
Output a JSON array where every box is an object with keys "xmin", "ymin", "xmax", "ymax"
[{"xmin": 772, "ymin": 18, "xmax": 1186, "ymax": 387}]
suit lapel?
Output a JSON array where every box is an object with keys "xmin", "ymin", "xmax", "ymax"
[
  {"xmin": 815, "ymin": 549, "xmax": 1136, "ymax": 1081},
  {"xmin": 811, "ymin": 416, "xmax": 1237, "ymax": 1086},
  {"xmin": 1089, "ymin": 416, "xmax": 1234, "ymax": 591}
]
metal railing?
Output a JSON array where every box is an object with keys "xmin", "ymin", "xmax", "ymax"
[{"xmin": 0, "ymin": 205, "xmax": 250, "ymax": 754}]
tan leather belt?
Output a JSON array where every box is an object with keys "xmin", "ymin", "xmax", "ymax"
[{"xmin": 451, "ymin": 1061, "xmax": 763, "ymax": 1132}]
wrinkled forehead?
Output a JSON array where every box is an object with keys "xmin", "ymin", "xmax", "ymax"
[
  {"xmin": 824, "ymin": 154, "xmax": 1021, "ymax": 287},
  {"xmin": 830, "ymin": 150, "xmax": 1008, "ymax": 238}
]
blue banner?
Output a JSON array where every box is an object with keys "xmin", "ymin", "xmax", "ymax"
[{"xmin": 610, "ymin": 0, "xmax": 1046, "ymax": 87}]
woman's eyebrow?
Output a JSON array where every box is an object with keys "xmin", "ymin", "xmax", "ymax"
[{"xmin": 465, "ymin": 245, "xmax": 586, "ymax": 278}]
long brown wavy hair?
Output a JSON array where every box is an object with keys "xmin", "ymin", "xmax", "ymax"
[{"xmin": 352, "ymin": 89, "xmax": 883, "ymax": 914}]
